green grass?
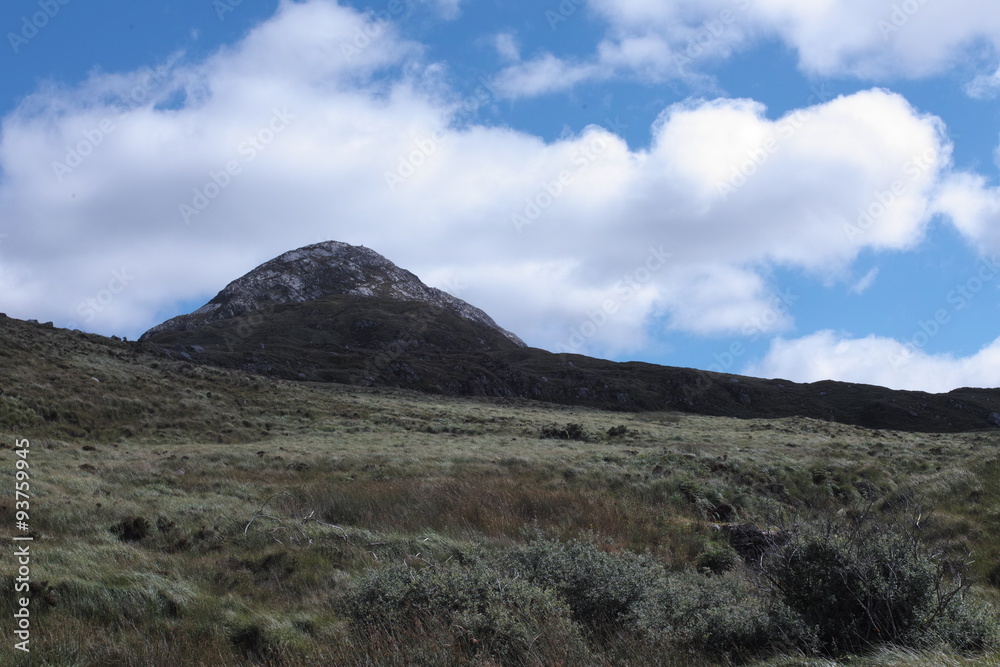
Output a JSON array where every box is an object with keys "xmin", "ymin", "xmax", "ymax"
[{"xmin": 0, "ymin": 318, "xmax": 999, "ymax": 664}]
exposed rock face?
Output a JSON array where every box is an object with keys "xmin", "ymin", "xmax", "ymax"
[{"xmin": 141, "ymin": 241, "xmax": 524, "ymax": 346}]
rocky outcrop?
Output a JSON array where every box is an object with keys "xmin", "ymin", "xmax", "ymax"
[{"xmin": 141, "ymin": 241, "xmax": 524, "ymax": 346}]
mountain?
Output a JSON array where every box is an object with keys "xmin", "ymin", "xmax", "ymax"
[
  {"xmin": 135, "ymin": 241, "xmax": 1000, "ymax": 433},
  {"xmin": 141, "ymin": 241, "xmax": 524, "ymax": 347}
]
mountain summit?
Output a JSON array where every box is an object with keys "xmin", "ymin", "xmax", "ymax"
[{"xmin": 141, "ymin": 241, "xmax": 524, "ymax": 346}]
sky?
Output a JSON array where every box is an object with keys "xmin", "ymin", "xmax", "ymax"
[{"xmin": 2, "ymin": 0, "xmax": 1000, "ymax": 393}]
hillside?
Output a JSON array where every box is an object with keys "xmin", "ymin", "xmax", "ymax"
[
  {"xmin": 0, "ymin": 312, "xmax": 998, "ymax": 665},
  {"xmin": 133, "ymin": 238, "xmax": 1000, "ymax": 433}
]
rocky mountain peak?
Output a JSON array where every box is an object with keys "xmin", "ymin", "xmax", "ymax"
[{"xmin": 140, "ymin": 240, "xmax": 525, "ymax": 345}]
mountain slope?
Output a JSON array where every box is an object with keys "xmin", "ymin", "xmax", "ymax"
[
  {"xmin": 134, "ymin": 240, "xmax": 1000, "ymax": 433},
  {"xmin": 139, "ymin": 302, "xmax": 1000, "ymax": 433},
  {"xmin": 141, "ymin": 241, "xmax": 524, "ymax": 347}
]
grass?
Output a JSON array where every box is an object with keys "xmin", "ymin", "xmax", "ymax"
[{"xmin": 0, "ymin": 317, "xmax": 999, "ymax": 664}]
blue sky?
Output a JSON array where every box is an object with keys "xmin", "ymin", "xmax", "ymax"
[{"xmin": 2, "ymin": 0, "xmax": 1000, "ymax": 392}]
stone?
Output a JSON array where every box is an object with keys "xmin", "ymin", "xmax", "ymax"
[{"xmin": 139, "ymin": 241, "xmax": 525, "ymax": 347}]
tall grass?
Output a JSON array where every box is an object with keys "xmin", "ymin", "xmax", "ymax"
[{"xmin": 1, "ymin": 357, "xmax": 999, "ymax": 664}]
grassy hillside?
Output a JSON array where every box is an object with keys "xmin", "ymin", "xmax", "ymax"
[
  {"xmin": 140, "ymin": 296, "xmax": 1000, "ymax": 433},
  {"xmin": 1, "ymin": 316, "xmax": 999, "ymax": 665}
]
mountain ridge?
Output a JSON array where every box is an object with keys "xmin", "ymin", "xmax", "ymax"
[
  {"xmin": 140, "ymin": 241, "xmax": 524, "ymax": 347},
  {"xmin": 86, "ymin": 239, "xmax": 1000, "ymax": 433}
]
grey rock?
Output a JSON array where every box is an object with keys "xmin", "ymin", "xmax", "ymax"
[
  {"xmin": 988, "ymin": 412, "xmax": 1000, "ymax": 427},
  {"xmin": 140, "ymin": 240, "xmax": 524, "ymax": 347}
]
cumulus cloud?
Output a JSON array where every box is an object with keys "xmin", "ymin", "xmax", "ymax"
[
  {"xmin": 745, "ymin": 330, "xmax": 1000, "ymax": 393},
  {"xmin": 497, "ymin": 0, "xmax": 1000, "ymax": 98},
  {"xmin": 0, "ymin": 0, "xmax": 960, "ymax": 361},
  {"xmin": 934, "ymin": 172, "xmax": 1000, "ymax": 254}
]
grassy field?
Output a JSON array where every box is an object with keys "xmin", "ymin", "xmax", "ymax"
[{"xmin": 1, "ymin": 319, "xmax": 999, "ymax": 665}]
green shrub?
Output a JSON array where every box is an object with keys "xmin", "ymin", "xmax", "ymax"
[
  {"xmin": 496, "ymin": 538, "xmax": 665, "ymax": 632},
  {"xmin": 540, "ymin": 422, "xmax": 587, "ymax": 441},
  {"xmin": 932, "ymin": 593, "xmax": 1000, "ymax": 651},
  {"xmin": 607, "ymin": 425, "xmax": 629, "ymax": 438},
  {"xmin": 341, "ymin": 561, "xmax": 590, "ymax": 665},
  {"xmin": 761, "ymin": 514, "xmax": 995, "ymax": 654},
  {"xmin": 635, "ymin": 570, "xmax": 811, "ymax": 660},
  {"xmin": 696, "ymin": 540, "xmax": 740, "ymax": 575}
]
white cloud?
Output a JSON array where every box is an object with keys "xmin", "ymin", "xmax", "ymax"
[
  {"xmin": 966, "ymin": 66, "xmax": 1000, "ymax": 99},
  {"xmin": 659, "ymin": 265, "xmax": 792, "ymax": 336},
  {"xmin": 499, "ymin": 0, "xmax": 1000, "ymax": 98},
  {"xmin": 411, "ymin": 0, "xmax": 463, "ymax": 20},
  {"xmin": 934, "ymin": 172, "xmax": 1000, "ymax": 254},
  {"xmin": 494, "ymin": 33, "xmax": 520, "ymax": 62},
  {"xmin": 0, "ymin": 1, "xmax": 959, "ymax": 360},
  {"xmin": 745, "ymin": 330, "xmax": 1000, "ymax": 393},
  {"xmin": 492, "ymin": 53, "xmax": 603, "ymax": 98},
  {"xmin": 851, "ymin": 268, "xmax": 880, "ymax": 294}
]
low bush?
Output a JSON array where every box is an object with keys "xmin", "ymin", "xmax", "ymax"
[
  {"xmin": 607, "ymin": 425, "xmax": 629, "ymax": 438},
  {"xmin": 496, "ymin": 537, "xmax": 664, "ymax": 632},
  {"xmin": 341, "ymin": 560, "xmax": 590, "ymax": 665},
  {"xmin": 540, "ymin": 422, "xmax": 587, "ymax": 441},
  {"xmin": 635, "ymin": 570, "xmax": 812, "ymax": 660},
  {"xmin": 695, "ymin": 540, "xmax": 740, "ymax": 575},
  {"xmin": 760, "ymin": 510, "xmax": 997, "ymax": 654}
]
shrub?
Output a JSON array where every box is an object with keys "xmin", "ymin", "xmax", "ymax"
[
  {"xmin": 934, "ymin": 594, "xmax": 1000, "ymax": 651},
  {"xmin": 112, "ymin": 516, "xmax": 150, "ymax": 542},
  {"xmin": 540, "ymin": 422, "xmax": 587, "ymax": 441},
  {"xmin": 496, "ymin": 538, "xmax": 664, "ymax": 632},
  {"xmin": 607, "ymin": 425, "xmax": 629, "ymax": 438},
  {"xmin": 341, "ymin": 561, "xmax": 590, "ymax": 665},
  {"xmin": 760, "ymin": 511, "xmax": 994, "ymax": 654},
  {"xmin": 635, "ymin": 570, "xmax": 811, "ymax": 660},
  {"xmin": 696, "ymin": 540, "xmax": 740, "ymax": 575}
]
